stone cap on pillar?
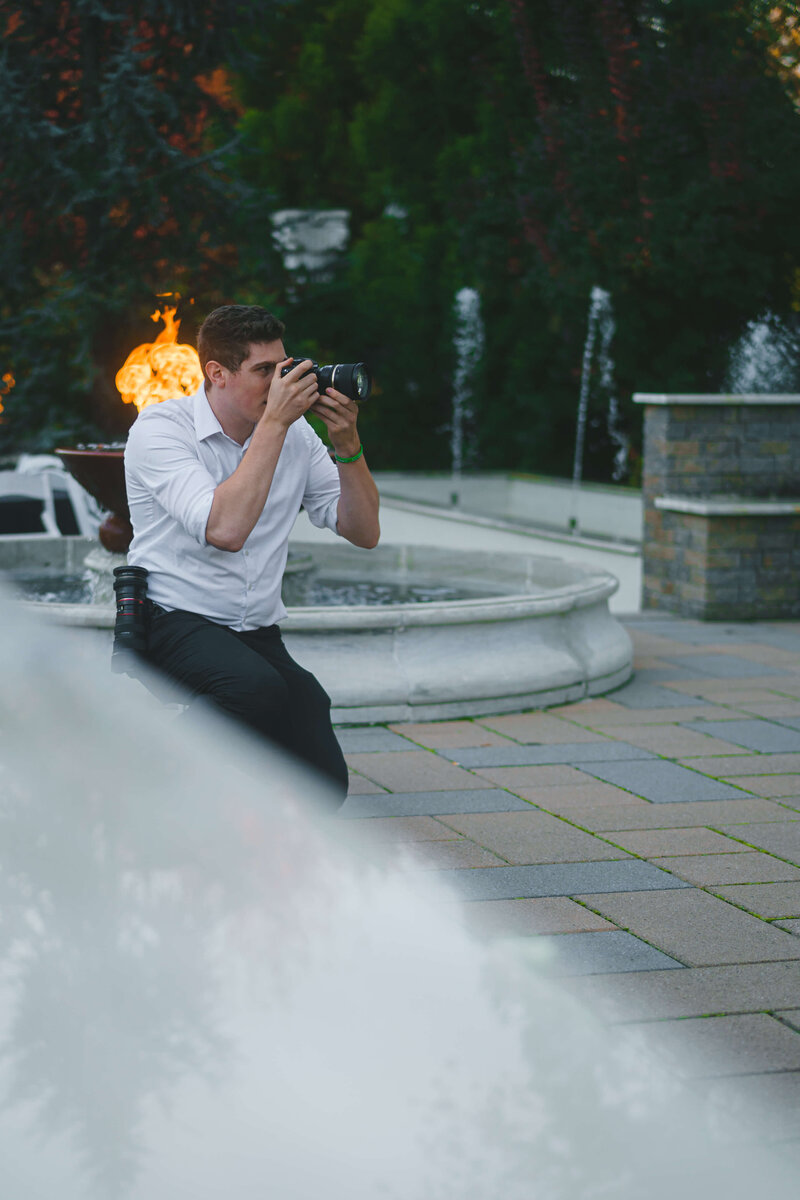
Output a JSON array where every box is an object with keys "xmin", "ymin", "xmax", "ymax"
[
  {"xmin": 654, "ymin": 495, "xmax": 800, "ymax": 515},
  {"xmin": 634, "ymin": 393, "xmax": 800, "ymax": 405}
]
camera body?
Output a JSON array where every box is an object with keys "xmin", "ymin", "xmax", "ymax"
[{"xmin": 280, "ymin": 358, "xmax": 371, "ymax": 404}]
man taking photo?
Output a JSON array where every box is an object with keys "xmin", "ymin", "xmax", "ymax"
[{"xmin": 124, "ymin": 304, "xmax": 380, "ymax": 804}]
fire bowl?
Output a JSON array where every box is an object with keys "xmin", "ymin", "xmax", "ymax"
[{"xmin": 56, "ymin": 447, "xmax": 131, "ymax": 553}]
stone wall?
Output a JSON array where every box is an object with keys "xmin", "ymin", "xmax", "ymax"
[{"xmin": 637, "ymin": 395, "xmax": 800, "ymax": 620}]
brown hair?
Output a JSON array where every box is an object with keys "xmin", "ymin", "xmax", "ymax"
[{"xmin": 197, "ymin": 305, "xmax": 286, "ymax": 382}]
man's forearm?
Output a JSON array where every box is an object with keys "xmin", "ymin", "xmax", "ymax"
[
  {"xmin": 335, "ymin": 455, "xmax": 380, "ymax": 549},
  {"xmin": 205, "ymin": 419, "xmax": 287, "ymax": 551}
]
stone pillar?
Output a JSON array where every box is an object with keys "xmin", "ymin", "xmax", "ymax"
[{"xmin": 635, "ymin": 394, "xmax": 800, "ymax": 620}]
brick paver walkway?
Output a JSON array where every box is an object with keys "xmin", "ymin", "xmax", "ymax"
[{"xmin": 338, "ymin": 613, "xmax": 800, "ymax": 1143}]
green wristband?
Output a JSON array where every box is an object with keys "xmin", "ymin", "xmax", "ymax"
[{"xmin": 335, "ymin": 444, "xmax": 364, "ymax": 464}]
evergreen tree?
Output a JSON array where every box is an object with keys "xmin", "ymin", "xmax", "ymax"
[
  {"xmin": 0, "ymin": 0, "xmax": 275, "ymax": 451},
  {"xmin": 233, "ymin": 0, "xmax": 800, "ymax": 479}
]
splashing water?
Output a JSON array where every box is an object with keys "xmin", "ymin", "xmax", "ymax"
[
  {"xmin": 725, "ymin": 312, "xmax": 800, "ymax": 393},
  {"xmin": 0, "ymin": 591, "xmax": 798, "ymax": 1198},
  {"xmin": 571, "ymin": 287, "xmax": 629, "ymax": 532},
  {"xmin": 450, "ymin": 287, "xmax": 484, "ymax": 501}
]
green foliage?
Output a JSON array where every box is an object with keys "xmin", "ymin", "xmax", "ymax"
[
  {"xmin": 234, "ymin": 0, "xmax": 800, "ymax": 481},
  {"xmin": 0, "ymin": 0, "xmax": 278, "ymax": 452},
  {"xmin": 6, "ymin": 1, "xmax": 800, "ymax": 474}
]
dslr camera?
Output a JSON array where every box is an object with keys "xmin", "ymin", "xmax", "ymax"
[{"xmin": 280, "ymin": 358, "xmax": 371, "ymax": 403}]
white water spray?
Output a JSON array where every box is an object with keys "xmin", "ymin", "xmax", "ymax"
[
  {"xmin": 0, "ymin": 593, "xmax": 798, "ymax": 1198},
  {"xmin": 571, "ymin": 286, "xmax": 628, "ymax": 533},
  {"xmin": 450, "ymin": 287, "xmax": 484, "ymax": 504},
  {"xmin": 725, "ymin": 312, "xmax": 800, "ymax": 393}
]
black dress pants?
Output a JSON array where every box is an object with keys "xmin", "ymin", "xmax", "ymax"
[{"xmin": 144, "ymin": 607, "xmax": 349, "ymax": 803}]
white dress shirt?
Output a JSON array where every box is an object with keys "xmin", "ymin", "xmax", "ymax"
[{"xmin": 125, "ymin": 383, "xmax": 341, "ymax": 629}]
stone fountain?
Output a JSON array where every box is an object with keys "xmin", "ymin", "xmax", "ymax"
[{"xmin": 2, "ymin": 303, "xmax": 633, "ymax": 722}]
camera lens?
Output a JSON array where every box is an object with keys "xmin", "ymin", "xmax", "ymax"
[
  {"xmin": 328, "ymin": 362, "xmax": 371, "ymax": 403},
  {"xmin": 111, "ymin": 565, "xmax": 149, "ymax": 670}
]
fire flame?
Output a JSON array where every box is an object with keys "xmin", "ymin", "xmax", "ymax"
[
  {"xmin": 115, "ymin": 306, "xmax": 202, "ymax": 413},
  {"xmin": 0, "ymin": 371, "xmax": 14, "ymax": 418}
]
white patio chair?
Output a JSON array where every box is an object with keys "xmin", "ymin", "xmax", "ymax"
[
  {"xmin": 16, "ymin": 454, "xmax": 104, "ymax": 537},
  {"xmin": 0, "ymin": 468, "xmax": 60, "ymax": 535}
]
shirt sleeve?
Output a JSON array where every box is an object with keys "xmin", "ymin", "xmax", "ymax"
[
  {"xmin": 299, "ymin": 419, "xmax": 342, "ymax": 534},
  {"xmin": 125, "ymin": 408, "xmax": 216, "ymax": 546}
]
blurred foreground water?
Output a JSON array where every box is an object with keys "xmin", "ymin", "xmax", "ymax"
[{"xmin": 0, "ymin": 587, "xmax": 797, "ymax": 1199}]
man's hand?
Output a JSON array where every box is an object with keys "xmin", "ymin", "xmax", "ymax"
[
  {"xmin": 309, "ymin": 385, "xmax": 361, "ymax": 458},
  {"xmin": 310, "ymin": 385, "xmax": 379, "ymax": 549},
  {"xmin": 262, "ymin": 358, "xmax": 319, "ymax": 430}
]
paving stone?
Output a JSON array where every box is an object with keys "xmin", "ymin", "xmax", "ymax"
[
  {"xmin": 557, "ymin": 798, "xmax": 794, "ymax": 832},
  {"xmin": 624, "ymin": 666, "xmax": 707, "ymax": 682},
  {"xmin": 346, "ymin": 771, "xmax": 388, "ymax": 795},
  {"xmin": 604, "ymin": 681, "xmax": 709, "ymax": 709},
  {"xmin": 534, "ymin": 930, "xmax": 684, "ymax": 976},
  {"xmin": 433, "ymin": 811, "xmax": 630, "ymax": 865},
  {"xmin": 678, "ymin": 753, "xmax": 800, "ymax": 776},
  {"xmin": 470, "ymin": 764, "xmax": 597, "ymax": 790},
  {"xmin": 713, "ymin": 689, "xmax": 800, "ymax": 707},
  {"xmin": 386, "ymin": 720, "xmax": 512, "ymax": 749},
  {"xmin": 568, "ymin": 960, "xmax": 800, "ymax": 1021},
  {"xmin": 343, "ymin": 815, "xmax": 460, "ymax": 842},
  {"xmin": 662, "ymin": 654, "xmax": 793, "ymax": 679},
  {"xmin": 336, "ymin": 727, "xmax": 418, "ymax": 752},
  {"xmin": 721, "ymin": 774, "xmax": 800, "ymax": 798},
  {"xmin": 775, "ymin": 716, "xmax": 800, "ymax": 733},
  {"xmin": 704, "ymin": 643, "xmax": 800, "ymax": 668},
  {"xmin": 651, "ymin": 852, "xmax": 800, "ymax": 886},
  {"xmin": 716, "ymin": 821, "xmax": 800, "ymax": 865},
  {"xmin": 547, "ymin": 698, "xmax": 631, "ymax": 719},
  {"xmin": 683, "ymin": 720, "xmax": 800, "ymax": 753},
  {"xmin": 475, "ymin": 712, "xmax": 611, "ymax": 744},
  {"xmin": 604, "ymin": 828, "xmax": 751, "ymax": 857},
  {"xmin": 599, "ymin": 725, "xmax": 752, "ymax": 758},
  {"xmin": 640, "ymin": 1014, "xmax": 800, "ymax": 1078},
  {"xmin": 775, "ymin": 921, "xmax": 800, "ymax": 936},
  {"xmin": 458, "ymin": 897, "xmax": 618, "ymax": 938},
  {"xmin": 739, "ymin": 701, "xmax": 800, "ymax": 719},
  {"xmin": 775, "ymin": 1009, "xmax": 800, "ymax": 1030},
  {"xmin": 338, "ymin": 788, "xmax": 532, "ymax": 819},
  {"xmin": 752, "ymin": 677, "xmax": 800, "ymax": 699},
  {"xmin": 580, "ymin": 704, "xmax": 744, "ymax": 727},
  {"xmin": 389, "ymin": 840, "xmax": 507, "ymax": 870},
  {"xmin": 712, "ymin": 883, "xmax": 800, "ymax": 919},
  {"xmin": 578, "ymin": 760, "xmax": 751, "ymax": 803},
  {"xmin": 444, "ymin": 742, "xmax": 653, "ymax": 769},
  {"xmin": 623, "ymin": 620, "xmax": 762, "ymax": 648},
  {"xmin": 345, "ymin": 750, "xmax": 489, "ymax": 793},
  {"xmin": 430, "ymin": 859, "xmax": 689, "ymax": 902},
  {"xmin": 575, "ymin": 888, "xmax": 800, "ymax": 966},
  {"xmin": 665, "ymin": 679, "xmax": 793, "ymax": 699},
  {"xmin": 514, "ymin": 782, "xmax": 651, "ymax": 813}
]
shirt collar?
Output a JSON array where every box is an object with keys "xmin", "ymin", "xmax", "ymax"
[
  {"xmin": 191, "ymin": 382, "xmax": 254, "ymax": 449},
  {"xmin": 193, "ymin": 383, "xmax": 225, "ymax": 442}
]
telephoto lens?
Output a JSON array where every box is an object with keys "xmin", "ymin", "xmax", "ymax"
[
  {"xmin": 280, "ymin": 359, "xmax": 371, "ymax": 403},
  {"xmin": 111, "ymin": 565, "xmax": 149, "ymax": 674}
]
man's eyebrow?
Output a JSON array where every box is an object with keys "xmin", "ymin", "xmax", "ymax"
[{"xmin": 249, "ymin": 358, "xmax": 281, "ymax": 370}]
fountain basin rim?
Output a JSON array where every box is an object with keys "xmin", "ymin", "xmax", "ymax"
[
  {"xmin": 19, "ymin": 569, "xmax": 618, "ymax": 632},
  {"xmin": 20, "ymin": 573, "xmax": 617, "ymax": 631}
]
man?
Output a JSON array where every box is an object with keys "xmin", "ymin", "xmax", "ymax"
[{"xmin": 124, "ymin": 304, "xmax": 380, "ymax": 802}]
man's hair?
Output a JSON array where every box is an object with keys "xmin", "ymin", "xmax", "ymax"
[{"xmin": 197, "ymin": 305, "xmax": 286, "ymax": 382}]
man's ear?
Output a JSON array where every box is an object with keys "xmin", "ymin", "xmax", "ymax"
[{"xmin": 205, "ymin": 359, "xmax": 226, "ymax": 387}]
